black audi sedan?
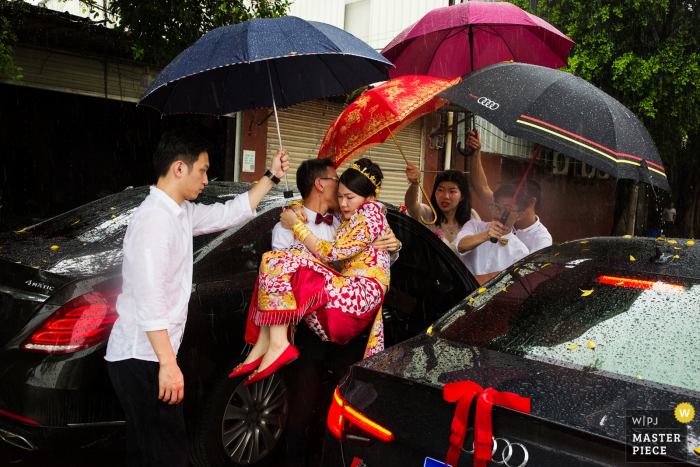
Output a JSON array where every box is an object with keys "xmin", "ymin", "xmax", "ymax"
[
  {"xmin": 321, "ymin": 237, "xmax": 700, "ymax": 467},
  {"xmin": 0, "ymin": 182, "xmax": 477, "ymax": 466}
]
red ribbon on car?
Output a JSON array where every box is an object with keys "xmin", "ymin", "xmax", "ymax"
[{"xmin": 443, "ymin": 381, "xmax": 530, "ymax": 467}]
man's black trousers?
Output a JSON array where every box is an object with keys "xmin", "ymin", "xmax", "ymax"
[{"xmin": 107, "ymin": 358, "xmax": 189, "ymax": 467}]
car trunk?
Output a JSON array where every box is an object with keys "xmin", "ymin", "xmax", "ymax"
[
  {"xmin": 0, "ymin": 259, "xmax": 75, "ymax": 347},
  {"xmin": 335, "ymin": 335, "xmax": 700, "ymax": 466}
]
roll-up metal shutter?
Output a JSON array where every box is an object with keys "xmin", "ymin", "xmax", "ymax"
[{"xmin": 267, "ymin": 99, "xmax": 422, "ymax": 206}]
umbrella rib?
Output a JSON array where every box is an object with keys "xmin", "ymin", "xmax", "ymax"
[
  {"xmin": 161, "ymin": 80, "xmax": 182, "ymax": 115},
  {"xmin": 518, "ymin": 24, "xmax": 567, "ymax": 64},
  {"xmin": 477, "ymin": 25, "xmax": 518, "ymax": 62},
  {"xmin": 317, "ymin": 54, "xmax": 348, "ymax": 94},
  {"xmin": 424, "ymin": 29, "xmax": 456, "ymax": 76}
]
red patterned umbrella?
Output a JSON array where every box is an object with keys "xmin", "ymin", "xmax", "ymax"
[{"xmin": 318, "ymin": 75, "xmax": 460, "ymax": 224}]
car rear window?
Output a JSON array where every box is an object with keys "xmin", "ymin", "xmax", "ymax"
[{"xmin": 435, "ymin": 259, "xmax": 700, "ymax": 392}]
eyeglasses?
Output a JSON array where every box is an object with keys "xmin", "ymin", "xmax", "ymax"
[
  {"xmin": 318, "ymin": 177, "xmax": 339, "ymax": 183},
  {"xmin": 487, "ymin": 204, "xmax": 522, "ymax": 215}
]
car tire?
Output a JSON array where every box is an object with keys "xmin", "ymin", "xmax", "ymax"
[{"xmin": 190, "ymin": 371, "xmax": 290, "ymax": 467}]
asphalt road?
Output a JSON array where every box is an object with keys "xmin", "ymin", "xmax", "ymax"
[{"xmin": 0, "ymin": 442, "xmax": 125, "ymax": 467}]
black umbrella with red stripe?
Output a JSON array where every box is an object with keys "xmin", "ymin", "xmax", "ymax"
[{"xmin": 440, "ymin": 62, "xmax": 670, "ymax": 192}]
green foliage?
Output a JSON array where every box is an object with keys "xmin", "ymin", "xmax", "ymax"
[
  {"xmin": 0, "ymin": 0, "xmax": 30, "ymax": 82},
  {"xmin": 104, "ymin": 0, "xmax": 291, "ymax": 66},
  {"xmin": 537, "ymin": 0, "xmax": 700, "ymax": 166}
]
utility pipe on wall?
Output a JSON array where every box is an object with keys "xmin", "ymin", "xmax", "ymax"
[
  {"xmin": 234, "ymin": 110, "xmax": 243, "ymax": 182},
  {"xmin": 444, "ymin": 112, "xmax": 454, "ymax": 170}
]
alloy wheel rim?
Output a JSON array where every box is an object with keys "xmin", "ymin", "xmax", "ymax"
[{"xmin": 221, "ymin": 373, "xmax": 288, "ymax": 464}]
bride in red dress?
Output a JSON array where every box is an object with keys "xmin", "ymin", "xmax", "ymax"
[{"xmin": 231, "ymin": 159, "xmax": 390, "ymax": 385}]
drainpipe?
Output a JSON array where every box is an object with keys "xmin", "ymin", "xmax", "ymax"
[
  {"xmin": 444, "ymin": 112, "xmax": 453, "ymax": 170},
  {"xmin": 234, "ymin": 110, "xmax": 244, "ymax": 182}
]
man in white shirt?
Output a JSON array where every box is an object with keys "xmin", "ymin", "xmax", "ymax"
[
  {"xmin": 104, "ymin": 130, "xmax": 289, "ymax": 467},
  {"xmin": 466, "ymin": 130, "xmax": 553, "ymax": 253},
  {"xmin": 456, "ymin": 184, "xmax": 530, "ymax": 280},
  {"xmin": 663, "ymin": 202, "xmax": 677, "ymax": 236}
]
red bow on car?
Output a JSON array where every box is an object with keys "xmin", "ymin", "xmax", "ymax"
[{"xmin": 443, "ymin": 381, "xmax": 530, "ymax": 467}]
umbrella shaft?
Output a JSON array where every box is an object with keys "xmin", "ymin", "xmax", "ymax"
[{"xmin": 266, "ymin": 61, "xmax": 289, "ymax": 190}]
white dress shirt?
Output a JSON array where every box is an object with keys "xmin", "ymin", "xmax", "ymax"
[
  {"xmin": 455, "ymin": 220, "xmax": 529, "ymax": 276},
  {"xmin": 105, "ymin": 186, "xmax": 256, "ymax": 362},
  {"xmin": 514, "ymin": 216, "xmax": 552, "ymax": 254},
  {"xmin": 271, "ymin": 206, "xmax": 340, "ymax": 251}
]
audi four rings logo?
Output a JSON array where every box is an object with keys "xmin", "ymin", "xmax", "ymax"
[
  {"xmin": 477, "ymin": 97, "xmax": 500, "ymax": 110},
  {"xmin": 462, "ymin": 432, "xmax": 529, "ymax": 467}
]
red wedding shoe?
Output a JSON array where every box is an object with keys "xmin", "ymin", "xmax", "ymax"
[
  {"xmin": 228, "ymin": 356, "xmax": 264, "ymax": 378},
  {"xmin": 244, "ymin": 344, "xmax": 299, "ymax": 386}
]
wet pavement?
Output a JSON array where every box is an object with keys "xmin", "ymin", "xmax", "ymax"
[{"xmin": 0, "ymin": 442, "xmax": 125, "ymax": 467}]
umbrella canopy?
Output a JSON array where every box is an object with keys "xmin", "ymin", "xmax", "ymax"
[
  {"xmin": 139, "ymin": 16, "xmax": 393, "ymax": 115},
  {"xmin": 381, "ymin": 1, "xmax": 574, "ymax": 79},
  {"xmin": 318, "ymin": 75, "xmax": 460, "ymax": 168},
  {"xmin": 439, "ymin": 63, "xmax": 669, "ymax": 192}
]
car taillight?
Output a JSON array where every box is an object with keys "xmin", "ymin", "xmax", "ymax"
[
  {"xmin": 20, "ymin": 290, "xmax": 120, "ymax": 353},
  {"xmin": 328, "ymin": 388, "xmax": 394, "ymax": 444},
  {"xmin": 598, "ymin": 275, "xmax": 684, "ymax": 293}
]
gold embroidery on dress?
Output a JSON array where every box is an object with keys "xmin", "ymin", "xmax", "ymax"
[{"xmin": 332, "ymin": 276, "xmax": 348, "ymax": 288}]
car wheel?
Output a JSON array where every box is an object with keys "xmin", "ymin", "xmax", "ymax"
[{"xmin": 190, "ymin": 372, "xmax": 289, "ymax": 467}]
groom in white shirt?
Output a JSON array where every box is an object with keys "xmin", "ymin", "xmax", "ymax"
[
  {"xmin": 271, "ymin": 158, "xmax": 399, "ymax": 467},
  {"xmin": 105, "ymin": 130, "xmax": 289, "ymax": 467}
]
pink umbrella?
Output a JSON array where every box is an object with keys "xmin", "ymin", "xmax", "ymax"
[{"xmin": 381, "ymin": 1, "xmax": 574, "ymax": 79}]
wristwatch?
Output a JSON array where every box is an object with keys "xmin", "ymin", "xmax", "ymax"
[{"xmin": 264, "ymin": 170, "xmax": 280, "ymax": 185}]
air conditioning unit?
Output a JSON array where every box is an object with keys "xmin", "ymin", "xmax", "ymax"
[
  {"xmin": 552, "ymin": 151, "xmax": 569, "ymax": 175},
  {"xmin": 430, "ymin": 134, "xmax": 446, "ymax": 149},
  {"xmin": 597, "ymin": 168, "xmax": 610, "ymax": 179}
]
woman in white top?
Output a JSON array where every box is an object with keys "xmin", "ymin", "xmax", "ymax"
[{"xmin": 404, "ymin": 164, "xmax": 480, "ymax": 255}]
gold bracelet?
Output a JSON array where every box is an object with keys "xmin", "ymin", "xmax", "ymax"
[
  {"xmin": 291, "ymin": 220, "xmax": 312, "ymax": 243},
  {"xmin": 287, "ymin": 200, "xmax": 304, "ymax": 209}
]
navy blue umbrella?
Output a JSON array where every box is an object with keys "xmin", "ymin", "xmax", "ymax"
[{"xmin": 139, "ymin": 16, "xmax": 393, "ymax": 194}]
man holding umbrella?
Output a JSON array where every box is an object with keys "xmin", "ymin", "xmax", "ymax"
[
  {"xmin": 465, "ymin": 129, "xmax": 553, "ymax": 254},
  {"xmin": 105, "ymin": 130, "xmax": 289, "ymax": 467}
]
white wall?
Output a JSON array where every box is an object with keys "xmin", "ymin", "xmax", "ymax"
[
  {"xmin": 366, "ymin": 0, "xmax": 447, "ymax": 50},
  {"xmin": 288, "ymin": 0, "xmax": 345, "ymax": 28},
  {"xmin": 25, "ymin": 0, "xmax": 109, "ymax": 23}
]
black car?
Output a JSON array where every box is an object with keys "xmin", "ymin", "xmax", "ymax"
[
  {"xmin": 0, "ymin": 182, "xmax": 477, "ymax": 466},
  {"xmin": 321, "ymin": 237, "xmax": 700, "ymax": 467}
]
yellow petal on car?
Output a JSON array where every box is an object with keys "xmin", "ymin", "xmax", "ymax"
[
  {"xmin": 110, "ymin": 207, "xmax": 116, "ymax": 210},
  {"xmin": 33, "ymin": 266, "xmax": 40, "ymax": 269},
  {"xmin": 15, "ymin": 261, "xmax": 21, "ymax": 264},
  {"xmin": 554, "ymin": 252, "xmax": 560, "ymax": 256},
  {"xmin": 637, "ymin": 374, "xmax": 643, "ymax": 380},
  {"xmin": 426, "ymin": 326, "xmax": 433, "ymax": 335},
  {"xmin": 587, "ymin": 340, "xmax": 596, "ymax": 349},
  {"xmin": 469, "ymin": 297, "xmax": 475, "ymax": 302},
  {"xmin": 630, "ymin": 256, "xmax": 636, "ymax": 261},
  {"xmin": 534, "ymin": 254, "xmax": 542, "ymax": 258},
  {"xmin": 541, "ymin": 263, "xmax": 551, "ymax": 268},
  {"xmin": 503, "ymin": 287, "xmax": 508, "ymax": 293},
  {"xmin": 72, "ymin": 219, "xmax": 80, "ymax": 225},
  {"xmin": 668, "ymin": 239, "xmax": 677, "ymax": 244},
  {"xmin": 83, "ymin": 243, "xmax": 87, "ymax": 246},
  {"xmin": 580, "ymin": 240, "xmax": 589, "ymax": 243},
  {"xmin": 50, "ymin": 245, "xmax": 59, "ymax": 250},
  {"xmin": 111, "ymin": 214, "xmax": 116, "ymax": 218},
  {"xmin": 14, "ymin": 227, "xmax": 27, "ymax": 234},
  {"xmin": 514, "ymin": 268, "xmax": 519, "ymax": 272},
  {"xmin": 656, "ymin": 237, "xmax": 665, "ymax": 241},
  {"xmin": 567, "ymin": 343, "xmax": 579, "ymax": 350},
  {"xmin": 691, "ymin": 447, "xmax": 700, "ymax": 455},
  {"xmin": 688, "ymin": 241, "xmax": 695, "ymax": 245},
  {"xmin": 478, "ymin": 287, "xmax": 486, "ymax": 294},
  {"xmin": 674, "ymin": 255, "xmax": 680, "ymax": 259},
  {"xmin": 674, "ymin": 247, "xmax": 682, "ymax": 250},
  {"xmin": 580, "ymin": 289, "xmax": 594, "ymax": 296},
  {"xmin": 622, "ymin": 235, "xmax": 632, "ymax": 238}
]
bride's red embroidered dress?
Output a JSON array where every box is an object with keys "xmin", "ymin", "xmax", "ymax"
[{"xmin": 244, "ymin": 201, "xmax": 390, "ymax": 358}]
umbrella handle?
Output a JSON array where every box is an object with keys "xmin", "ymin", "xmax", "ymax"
[{"xmin": 387, "ymin": 128, "xmax": 437, "ymax": 225}]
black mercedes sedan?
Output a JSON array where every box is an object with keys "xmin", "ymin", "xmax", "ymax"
[
  {"xmin": 0, "ymin": 182, "xmax": 477, "ymax": 466},
  {"xmin": 321, "ymin": 237, "xmax": 700, "ymax": 467}
]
